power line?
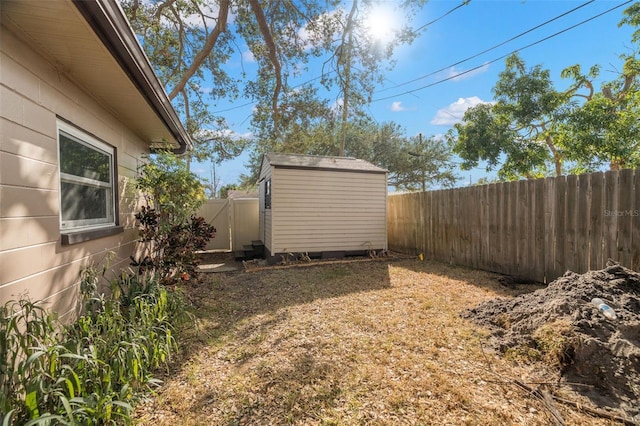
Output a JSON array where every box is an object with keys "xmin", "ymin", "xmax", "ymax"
[
  {"xmin": 415, "ymin": 0, "xmax": 470, "ymax": 32},
  {"xmin": 372, "ymin": 0, "xmax": 633, "ymax": 103},
  {"xmin": 210, "ymin": 0, "xmax": 469, "ymax": 114},
  {"xmin": 211, "ymin": 0, "xmax": 624, "ymax": 114},
  {"xmin": 375, "ymin": 0, "xmax": 596, "ymax": 95}
]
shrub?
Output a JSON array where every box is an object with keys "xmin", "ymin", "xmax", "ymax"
[
  {"xmin": 134, "ymin": 151, "xmax": 216, "ymax": 282},
  {"xmin": 0, "ymin": 263, "xmax": 189, "ymax": 425}
]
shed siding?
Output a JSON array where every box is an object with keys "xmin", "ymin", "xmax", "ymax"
[
  {"xmin": 0, "ymin": 26, "xmax": 147, "ymax": 320},
  {"xmin": 270, "ymin": 167, "xmax": 387, "ymax": 254}
]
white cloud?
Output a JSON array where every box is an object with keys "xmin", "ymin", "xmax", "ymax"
[
  {"xmin": 446, "ymin": 62, "xmax": 490, "ymax": 82},
  {"xmin": 391, "ymin": 101, "xmax": 406, "ymax": 112},
  {"xmin": 242, "ymin": 50, "xmax": 256, "ymax": 63},
  {"xmin": 196, "ymin": 128, "xmax": 252, "ymax": 141},
  {"xmin": 430, "ymin": 96, "xmax": 492, "ymax": 126},
  {"xmin": 390, "ymin": 101, "xmax": 417, "ymax": 112}
]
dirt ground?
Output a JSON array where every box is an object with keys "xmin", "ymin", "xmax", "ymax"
[
  {"xmin": 463, "ymin": 260, "xmax": 640, "ymax": 422},
  {"xmin": 135, "ymin": 256, "xmax": 638, "ymax": 425}
]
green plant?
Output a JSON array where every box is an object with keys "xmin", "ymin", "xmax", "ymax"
[
  {"xmin": 0, "ymin": 263, "xmax": 190, "ymax": 425},
  {"xmin": 134, "ymin": 152, "xmax": 216, "ymax": 282}
]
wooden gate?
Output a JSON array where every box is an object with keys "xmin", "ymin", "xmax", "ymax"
[{"xmin": 197, "ymin": 198, "xmax": 259, "ymax": 251}]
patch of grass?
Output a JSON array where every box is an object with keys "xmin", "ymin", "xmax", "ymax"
[
  {"xmin": 533, "ymin": 319, "xmax": 576, "ymax": 369},
  {"xmin": 134, "ymin": 259, "xmax": 609, "ymax": 425}
]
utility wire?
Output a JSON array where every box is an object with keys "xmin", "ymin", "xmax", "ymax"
[
  {"xmin": 372, "ymin": 0, "xmax": 633, "ymax": 103},
  {"xmin": 212, "ymin": 0, "xmax": 618, "ymax": 114},
  {"xmin": 211, "ymin": 1, "xmax": 469, "ymax": 114},
  {"xmin": 415, "ymin": 0, "xmax": 470, "ymax": 32},
  {"xmin": 375, "ymin": 0, "xmax": 596, "ymax": 94}
]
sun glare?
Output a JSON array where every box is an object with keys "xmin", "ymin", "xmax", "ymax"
[{"xmin": 364, "ymin": 6, "xmax": 397, "ymax": 43}]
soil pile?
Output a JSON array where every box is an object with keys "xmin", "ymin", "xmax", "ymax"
[{"xmin": 463, "ymin": 260, "xmax": 640, "ymax": 421}]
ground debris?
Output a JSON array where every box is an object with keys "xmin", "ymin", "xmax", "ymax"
[{"xmin": 463, "ymin": 260, "xmax": 640, "ymax": 421}]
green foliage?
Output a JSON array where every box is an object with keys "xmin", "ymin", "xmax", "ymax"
[
  {"xmin": 390, "ymin": 134, "xmax": 459, "ymax": 191},
  {"xmin": 122, "ymin": 0, "xmax": 430, "ymax": 161},
  {"xmin": 450, "ymin": 36, "xmax": 640, "ymax": 180},
  {"xmin": 242, "ymin": 117, "xmax": 458, "ymax": 191},
  {"xmin": 135, "ymin": 151, "xmax": 216, "ymax": 282},
  {"xmin": 136, "ymin": 151, "xmax": 206, "ymax": 225},
  {"xmin": 218, "ymin": 183, "xmax": 239, "ymax": 199},
  {"xmin": 449, "ymin": 53, "xmax": 566, "ymax": 180},
  {"xmin": 0, "ymin": 264, "xmax": 189, "ymax": 425}
]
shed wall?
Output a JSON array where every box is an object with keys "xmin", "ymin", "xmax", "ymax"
[
  {"xmin": 270, "ymin": 167, "xmax": 387, "ymax": 254},
  {"xmin": 0, "ymin": 25, "xmax": 148, "ymax": 320}
]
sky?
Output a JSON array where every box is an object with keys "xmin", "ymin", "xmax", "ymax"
[{"xmin": 190, "ymin": 0, "xmax": 637, "ymax": 191}]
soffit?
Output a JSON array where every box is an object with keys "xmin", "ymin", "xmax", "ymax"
[{"xmin": 1, "ymin": 0, "xmax": 181, "ymax": 150}]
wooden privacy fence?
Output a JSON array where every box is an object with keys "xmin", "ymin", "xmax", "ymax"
[{"xmin": 387, "ymin": 168, "xmax": 640, "ymax": 283}]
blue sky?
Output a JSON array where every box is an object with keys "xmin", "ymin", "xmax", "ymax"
[{"xmin": 191, "ymin": 0, "xmax": 637, "ymax": 190}]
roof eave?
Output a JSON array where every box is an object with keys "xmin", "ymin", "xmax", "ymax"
[{"xmin": 72, "ymin": 0, "xmax": 191, "ymax": 154}]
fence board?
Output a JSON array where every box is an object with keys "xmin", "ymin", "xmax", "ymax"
[
  {"xmin": 633, "ymin": 170, "xmax": 640, "ymax": 271},
  {"xmin": 533, "ymin": 178, "xmax": 546, "ymax": 282},
  {"xmin": 618, "ymin": 169, "xmax": 634, "ymax": 268},
  {"xmin": 576, "ymin": 173, "xmax": 591, "ymax": 273},
  {"xmin": 565, "ymin": 175, "xmax": 579, "ymax": 273},
  {"xmin": 590, "ymin": 172, "xmax": 604, "ymax": 270},
  {"xmin": 516, "ymin": 180, "xmax": 527, "ymax": 277},
  {"xmin": 544, "ymin": 177, "xmax": 556, "ymax": 282},
  {"xmin": 603, "ymin": 170, "xmax": 620, "ymax": 263},
  {"xmin": 387, "ymin": 167, "xmax": 639, "ymax": 283},
  {"xmin": 487, "ymin": 183, "xmax": 499, "ymax": 271}
]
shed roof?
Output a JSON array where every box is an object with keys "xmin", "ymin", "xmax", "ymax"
[{"xmin": 263, "ymin": 153, "xmax": 387, "ymax": 174}]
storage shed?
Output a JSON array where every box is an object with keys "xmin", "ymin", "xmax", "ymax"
[{"xmin": 258, "ymin": 153, "xmax": 388, "ymax": 261}]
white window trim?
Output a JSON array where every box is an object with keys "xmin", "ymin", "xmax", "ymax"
[{"xmin": 57, "ymin": 120, "xmax": 117, "ymax": 232}]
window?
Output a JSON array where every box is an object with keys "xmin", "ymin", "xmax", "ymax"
[
  {"xmin": 265, "ymin": 178, "xmax": 271, "ymax": 209},
  {"xmin": 58, "ymin": 121, "xmax": 116, "ymax": 232}
]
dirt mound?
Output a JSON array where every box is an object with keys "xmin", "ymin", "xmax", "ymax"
[{"xmin": 463, "ymin": 260, "xmax": 640, "ymax": 421}]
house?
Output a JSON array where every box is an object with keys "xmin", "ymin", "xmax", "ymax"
[
  {"xmin": 258, "ymin": 153, "xmax": 388, "ymax": 262},
  {"xmin": 0, "ymin": 0, "xmax": 191, "ymax": 320}
]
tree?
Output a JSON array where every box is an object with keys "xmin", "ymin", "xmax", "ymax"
[
  {"xmin": 121, "ymin": 0, "xmax": 430, "ymax": 165},
  {"xmin": 391, "ymin": 133, "xmax": 459, "ymax": 192},
  {"xmin": 558, "ymin": 55, "xmax": 640, "ymax": 171},
  {"xmin": 239, "ymin": 117, "xmax": 459, "ymax": 191},
  {"xmin": 219, "ymin": 183, "xmax": 239, "ymax": 199},
  {"xmin": 449, "ymin": 53, "xmax": 569, "ymax": 181},
  {"xmin": 450, "ymin": 38, "xmax": 640, "ymax": 180}
]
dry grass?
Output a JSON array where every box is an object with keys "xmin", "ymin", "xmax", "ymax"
[{"xmin": 135, "ymin": 258, "xmax": 621, "ymax": 425}]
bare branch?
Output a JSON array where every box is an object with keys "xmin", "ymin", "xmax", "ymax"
[
  {"xmin": 248, "ymin": 0, "xmax": 283, "ymax": 138},
  {"xmin": 165, "ymin": 4, "xmax": 185, "ymax": 83},
  {"xmin": 617, "ymin": 74, "xmax": 635, "ymax": 100},
  {"xmin": 155, "ymin": 0, "xmax": 178, "ymax": 22},
  {"xmin": 167, "ymin": 0, "xmax": 230, "ymax": 100}
]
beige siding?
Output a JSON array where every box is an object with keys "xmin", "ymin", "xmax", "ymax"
[
  {"xmin": 0, "ymin": 25, "xmax": 148, "ymax": 319},
  {"xmin": 270, "ymin": 168, "xmax": 387, "ymax": 254}
]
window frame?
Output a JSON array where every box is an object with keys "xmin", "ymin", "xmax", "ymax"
[
  {"xmin": 57, "ymin": 120, "xmax": 120, "ymax": 240},
  {"xmin": 264, "ymin": 178, "xmax": 272, "ymax": 209}
]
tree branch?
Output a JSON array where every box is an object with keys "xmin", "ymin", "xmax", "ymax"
[
  {"xmin": 248, "ymin": 0, "xmax": 283, "ymax": 139},
  {"xmin": 165, "ymin": 4, "xmax": 185, "ymax": 84},
  {"xmin": 155, "ymin": 0, "xmax": 178, "ymax": 22},
  {"xmin": 167, "ymin": 0, "xmax": 230, "ymax": 100}
]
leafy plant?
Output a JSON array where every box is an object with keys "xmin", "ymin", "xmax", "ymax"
[
  {"xmin": 135, "ymin": 151, "xmax": 216, "ymax": 282},
  {"xmin": 0, "ymin": 262, "xmax": 189, "ymax": 425}
]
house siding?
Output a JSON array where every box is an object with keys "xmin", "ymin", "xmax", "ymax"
[
  {"xmin": 0, "ymin": 25, "xmax": 147, "ymax": 320},
  {"xmin": 270, "ymin": 167, "xmax": 387, "ymax": 254}
]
